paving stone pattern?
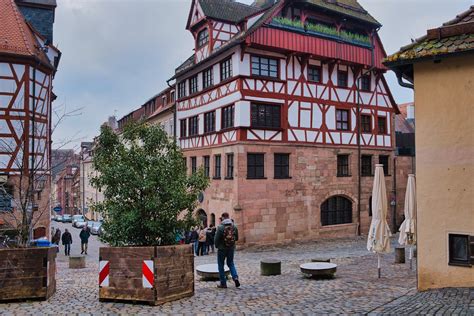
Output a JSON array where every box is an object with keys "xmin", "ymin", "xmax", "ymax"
[{"xmin": 0, "ymin": 223, "xmax": 472, "ymax": 315}]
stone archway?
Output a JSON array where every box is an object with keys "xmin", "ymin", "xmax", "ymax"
[
  {"xmin": 210, "ymin": 213, "xmax": 216, "ymax": 226},
  {"xmin": 33, "ymin": 226, "xmax": 46, "ymax": 239},
  {"xmin": 197, "ymin": 209, "xmax": 207, "ymax": 227}
]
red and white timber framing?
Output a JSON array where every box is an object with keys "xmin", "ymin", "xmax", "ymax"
[
  {"xmin": 177, "ymin": 46, "xmax": 396, "ymax": 151},
  {"xmin": 0, "ymin": 61, "xmax": 52, "ymax": 174}
]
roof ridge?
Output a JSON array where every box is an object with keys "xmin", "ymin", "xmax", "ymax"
[{"xmin": 8, "ymin": 0, "xmax": 34, "ymax": 55}]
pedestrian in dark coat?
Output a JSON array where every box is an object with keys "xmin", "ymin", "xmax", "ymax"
[
  {"xmin": 61, "ymin": 229, "xmax": 72, "ymax": 256},
  {"xmin": 215, "ymin": 212, "xmax": 239, "ymax": 288},
  {"xmin": 79, "ymin": 226, "xmax": 91, "ymax": 255}
]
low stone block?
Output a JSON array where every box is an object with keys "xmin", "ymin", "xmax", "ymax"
[
  {"xmin": 261, "ymin": 259, "xmax": 281, "ymax": 276},
  {"xmin": 69, "ymin": 256, "xmax": 86, "ymax": 269},
  {"xmin": 395, "ymin": 247, "xmax": 406, "ymax": 264}
]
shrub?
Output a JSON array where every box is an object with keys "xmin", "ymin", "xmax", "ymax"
[{"xmin": 91, "ymin": 123, "xmax": 208, "ymax": 246}]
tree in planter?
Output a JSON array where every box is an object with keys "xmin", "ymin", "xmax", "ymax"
[{"xmin": 91, "ymin": 122, "xmax": 208, "ymax": 246}]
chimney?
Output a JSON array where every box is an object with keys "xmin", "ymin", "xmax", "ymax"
[{"xmin": 406, "ymin": 103, "xmax": 415, "ymax": 120}]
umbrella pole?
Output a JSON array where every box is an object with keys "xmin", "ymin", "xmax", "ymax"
[
  {"xmin": 377, "ymin": 253, "xmax": 381, "ymax": 278},
  {"xmin": 409, "ymin": 246, "xmax": 413, "ymax": 270}
]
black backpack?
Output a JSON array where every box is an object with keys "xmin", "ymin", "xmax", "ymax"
[{"xmin": 223, "ymin": 224, "xmax": 235, "ymax": 248}]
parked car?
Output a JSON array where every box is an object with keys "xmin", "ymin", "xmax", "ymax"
[
  {"xmin": 73, "ymin": 218, "xmax": 87, "ymax": 228},
  {"xmin": 90, "ymin": 222, "xmax": 102, "ymax": 235},
  {"xmin": 62, "ymin": 214, "xmax": 72, "ymax": 223},
  {"xmin": 72, "ymin": 215, "xmax": 85, "ymax": 227}
]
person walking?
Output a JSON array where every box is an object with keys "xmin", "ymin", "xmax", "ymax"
[
  {"xmin": 52, "ymin": 228, "xmax": 61, "ymax": 245},
  {"xmin": 197, "ymin": 226, "xmax": 207, "ymax": 256},
  {"xmin": 79, "ymin": 226, "xmax": 91, "ymax": 255},
  {"xmin": 206, "ymin": 224, "xmax": 216, "ymax": 254},
  {"xmin": 61, "ymin": 229, "xmax": 72, "ymax": 256},
  {"xmin": 190, "ymin": 227, "xmax": 199, "ymax": 255},
  {"xmin": 214, "ymin": 212, "xmax": 240, "ymax": 288}
]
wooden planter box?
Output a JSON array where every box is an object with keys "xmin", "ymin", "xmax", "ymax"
[
  {"xmin": 0, "ymin": 247, "xmax": 56, "ymax": 302},
  {"xmin": 99, "ymin": 244, "xmax": 194, "ymax": 305}
]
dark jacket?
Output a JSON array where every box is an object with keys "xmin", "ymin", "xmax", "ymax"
[
  {"xmin": 214, "ymin": 219, "xmax": 238, "ymax": 250},
  {"xmin": 61, "ymin": 232, "xmax": 72, "ymax": 245},
  {"xmin": 79, "ymin": 229, "xmax": 91, "ymax": 243},
  {"xmin": 206, "ymin": 228, "xmax": 215, "ymax": 246},
  {"xmin": 190, "ymin": 230, "xmax": 198, "ymax": 243}
]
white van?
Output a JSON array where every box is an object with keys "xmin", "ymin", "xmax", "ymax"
[{"xmin": 72, "ymin": 215, "xmax": 86, "ymax": 228}]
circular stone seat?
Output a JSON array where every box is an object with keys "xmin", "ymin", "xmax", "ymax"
[
  {"xmin": 196, "ymin": 264, "xmax": 230, "ymax": 281},
  {"xmin": 311, "ymin": 258, "xmax": 331, "ymax": 263},
  {"xmin": 260, "ymin": 259, "xmax": 281, "ymax": 276},
  {"xmin": 300, "ymin": 262, "xmax": 337, "ymax": 279}
]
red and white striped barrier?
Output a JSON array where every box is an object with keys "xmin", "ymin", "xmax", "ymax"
[
  {"xmin": 99, "ymin": 260, "xmax": 110, "ymax": 287},
  {"xmin": 142, "ymin": 260, "xmax": 154, "ymax": 288}
]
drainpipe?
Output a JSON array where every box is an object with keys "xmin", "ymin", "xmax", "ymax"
[
  {"xmin": 396, "ymin": 72, "xmax": 414, "ymax": 90},
  {"xmin": 392, "ymin": 156, "xmax": 397, "ymax": 232},
  {"xmin": 356, "ymin": 31, "xmax": 377, "ymax": 235}
]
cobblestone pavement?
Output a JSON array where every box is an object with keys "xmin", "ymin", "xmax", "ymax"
[{"xmin": 0, "ymin": 225, "xmax": 472, "ymax": 315}]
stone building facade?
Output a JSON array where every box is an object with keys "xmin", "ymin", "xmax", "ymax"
[{"xmin": 172, "ymin": 0, "xmax": 402, "ymax": 244}]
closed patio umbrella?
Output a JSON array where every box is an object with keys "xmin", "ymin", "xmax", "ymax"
[
  {"xmin": 367, "ymin": 164, "xmax": 392, "ymax": 278},
  {"xmin": 398, "ymin": 174, "xmax": 416, "ymax": 269}
]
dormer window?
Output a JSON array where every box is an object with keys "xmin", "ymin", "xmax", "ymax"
[{"xmin": 197, "ymin": 28, "xmax": 209, "ymax": 48}]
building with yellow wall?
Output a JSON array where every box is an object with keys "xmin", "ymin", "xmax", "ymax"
[{"xmin": 384, "ymin": 6, "xmax": 474, "ymax": 290}]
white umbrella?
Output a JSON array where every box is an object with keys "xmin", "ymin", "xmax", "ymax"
[
  {"xmin": 398, "ymin": 174, "xmax": 416, "ymax": 269},
  {"xmin": 367, "ymin": 164, "xmax": 392, "ymax": 278}
]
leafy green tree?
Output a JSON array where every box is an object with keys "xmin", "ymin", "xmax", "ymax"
[{"xmin": 91, "ymin": 123, "xmax": 208, "ymax": 246}]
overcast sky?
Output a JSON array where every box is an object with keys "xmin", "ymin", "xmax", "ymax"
[{"xmin": 52, "ymin": 0, "xmax": 473, "ymax": 149}]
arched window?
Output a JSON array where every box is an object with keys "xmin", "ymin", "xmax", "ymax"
[
  {"xmin": 197, "ymin": 28, "xmax": 209, "ymax": 48},
  {"xmin": 321, "ymin": 196, "xmax": 352, "ymax": 226},
  {"xmin": 197, "ymin": 209, "xmax": 208, "ymax": 227}
]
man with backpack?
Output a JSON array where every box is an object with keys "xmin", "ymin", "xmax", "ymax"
[{"xmin": 214, "ymin": 212, "xmax": 240, "ymax": 288}]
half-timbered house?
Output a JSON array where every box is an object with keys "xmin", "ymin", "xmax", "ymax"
[
  {"xmin": 172, "ymin": 0, "xmax": 400, "ymax": 244},
  {"xmin": 0, "ymin": 0, "xmax": 60, "ymax": 238}
]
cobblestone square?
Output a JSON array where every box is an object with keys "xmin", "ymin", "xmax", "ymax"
[{"xmin": 0, "ymin": 223, "xmax": 472, "ymax": 315}]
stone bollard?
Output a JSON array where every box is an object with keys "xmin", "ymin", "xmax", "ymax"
[
  {"xmin": 395, "ymin": 247, "xmax": 406, "ymax": 264},
  {"xmin": 69, "ymin": 256, "xmax": 86, "ymax": 269},
  {"xmin": 260, "ymin": 259, "xmax": 281, "ymax": 276}
]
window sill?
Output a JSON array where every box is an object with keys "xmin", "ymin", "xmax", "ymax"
[
  {"xmin": 213, "ymin": 177, "xmax": 221, "ymax": 180},
  {"xmin": 448, "ymin": 262, "xmax": 472, "ymax": 268},
  {"xmin": 274, "ymin": 177, "xmax": 292, "ymax": 180},
  {"xmin": 249, "ymin": 127, "xmax": 283, "ymax": 132},
  {"xmin": 246, "ymin": 177, "xmax": 267, "ymax": 180},
  {"xmin": 337, "ymin": 175, "xmax": 352, "ymax": 178},
  {"xmin": 250, "ymin": 75, "xmax": 283, "ymax": 82},
  {"xmin": 224, "ymin": 177, "xmax": 234, "ymax": 180},
  {"xmin": 361, "ymin": 174, "xmax": 374, "ymax": 177}
]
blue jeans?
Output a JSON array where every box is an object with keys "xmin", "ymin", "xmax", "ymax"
[
  {"xmin": 64, "ymin": 243, "xmax": 70, "ymax": 256},
  {"xmin": 193, "ymin": 241, "xmax": 198, "ymax": 255},
  {"xmin": 217, "ymin": 248, "xmax": 238, "ymax": 286}
]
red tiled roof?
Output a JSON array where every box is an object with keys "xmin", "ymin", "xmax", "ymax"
[{"xmin": 0, "ymin": 0, "xmax": 51, "ymax": 66}]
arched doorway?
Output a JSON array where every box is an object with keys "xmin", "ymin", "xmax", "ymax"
[
  {"xmin": 197, "ymin": 209, "xmax": 207, "ymax": 227},
  {"xmin": 321, "ymin": 196, "xmax": 353, "ymax": 226},
  {"xmin": 210, "ymin": 213, "xmax": 216, "ymax": 226},
  {"xmin": 33, "ymin": 227, "xmax": 46, "ymax": 239}
]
